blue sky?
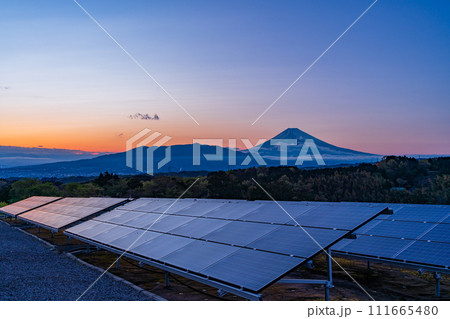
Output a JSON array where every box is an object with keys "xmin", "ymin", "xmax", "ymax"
[{"xmin": 0, "ymin": 0, "xmax": 449, "ymax": 154}]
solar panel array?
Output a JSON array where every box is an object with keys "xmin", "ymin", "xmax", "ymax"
[
  {"xmin": 19, "ymin": 197, "xmax": 128, "ymax": 231},
  {"xmin": 0, "ymin": 196, "xmax": 61, "ymax": 217},
  {"xmin": 332, "ymin": 204, "xmax": 450, "ymax": 270},
  {"xmin": 66, "ymin": 198, "xmax": 386, "ymax": 293}
]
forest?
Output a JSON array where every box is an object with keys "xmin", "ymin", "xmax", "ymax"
[{"xmin": 1, "ymin": 156, "xmax": 449, "ymax": 206}]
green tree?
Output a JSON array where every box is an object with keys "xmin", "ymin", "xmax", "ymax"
[{"xmin": 9, "ymin": 179, "xmax": 61, "ymax": 202}]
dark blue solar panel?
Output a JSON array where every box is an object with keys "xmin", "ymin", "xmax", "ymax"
[
  {"xmin": 357, "ymin": 220, "xmax": 434, "ymax": 240},
  {"xmin": 150, "ymin": 215, "xmax": 195, "ymax": 233},
  {"xmin": 69, "ymin": 220, "xmax": 115, "ymax": 238},
  {"xmin": 202, "ymin": 221, "xmax": 278, "ymax": 246},
  {"xmin": 108, "ymin": 229, "xmax": 162, "ymax": 251},
  {"xmin": 130, "ymin": 234, "xmax": 195, "ymax": 260},
  {"xmin": 123, "ymin": 212, "xmax": 162, "ymax": 229},
  {"xmin": 203, "ymin": 202, "xmax": 261, "ymax": 220},
  {"xmin": 161, "ymin": 241, "xmax": 239, "ymax": 273},
  {"xmin": 420, "ymin": 224, "xmax": 450, "ymax": 243},
  {"xmin": 202, "ymin": 248, "xmax": 304, "ymax": 292},
  {"xmin": 238, "ymin": 203, "xmax": 313, "ymax": 224},
  {"xmin": 91, "ymin": 225, "xmax": 135, "ymax": 244},
  {"xmin": 334, "ymin": 235, "xmax": 413, "ymax": 258},
  {"xmin": 95, "ymin": 210, "xmax": 144, "ymax": 225},
  {"xmin": 115, "ymin": 198, "xmax": 157, "ymax": 211},
  {"xmin": 151, "ymin": 200, "xmax": 196, "ymax": 214},
  {"xmin": 127, "ymin": 199, "xmax": 173, "ymax": 213},
  {"xmin": 170, "ymin": 218, "xmax": 231, "ymax": 238},
  {"xmin": 441, "ymin": 216, "xmax": 450, "ymax": 225},
  {"xmin": 288, "ymin": 206, "xmax": 384, "ymax": 230},
  {"xmin": 169, "ymin": 200, "xmax": 228, "ymax": 217},
  {"xmin": 395, "ymin": 241, "xmax": 450, "ymax": 267},
  {"xmin": 386, "ymin": 206, "xmax": 449, "ymax": 223},
  {"xmin": 247, "ymin": 226, "xmax": 347, "ymax": 258}
]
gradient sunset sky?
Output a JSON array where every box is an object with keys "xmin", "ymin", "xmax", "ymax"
[{"xmin": 1, "ymin": 0, "xmax": 449, "ymax": 154}]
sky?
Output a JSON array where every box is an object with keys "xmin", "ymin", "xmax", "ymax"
[{"xmin": 1, "ymin": 0, "xmax": 449, "ymax": 154}]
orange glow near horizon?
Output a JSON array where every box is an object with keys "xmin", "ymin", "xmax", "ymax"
[{"xmin": 2, "ymin": 123, "xmax": 449, "ymax": 156}]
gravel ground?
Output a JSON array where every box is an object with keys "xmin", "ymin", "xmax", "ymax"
[{"xmin": 0, "ymin": 221, "xmax": 153, "ymax": 301}]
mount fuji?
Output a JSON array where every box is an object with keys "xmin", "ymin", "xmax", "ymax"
[{"xmin": 253, "ymin": 128, "xmax": 381, "ymax": 166}]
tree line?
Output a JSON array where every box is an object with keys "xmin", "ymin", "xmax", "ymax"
[{"xmin": 0, "ymin": 156, "xmax": 449, "ymax": 206}]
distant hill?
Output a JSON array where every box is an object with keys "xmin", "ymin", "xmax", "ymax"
[
  {"xmin": 0, "ymin": 128, "xmax": 383, "ymax": 178},
  {"xmin": 0, "ymin": 146, "xmax": 108, "ymax": 168}
]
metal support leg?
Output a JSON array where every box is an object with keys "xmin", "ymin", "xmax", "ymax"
[
  {"xmin": 38, "ymin": 227, "xmax": 40, "ymax": 234},
  {"xmin": 116, "ymin": 257, "xmax": 120, "ymax": 269},
  {"xmin": 434, "ymin": 272, "xmax": 441, "ymax": 297},
  {"xmin": 165, "ymin": 271, "xmax": 170, "ymax": 287},
  {"xmin": 51, "ymin": 232, "xmax": 54, "ymax": 238},
  {"xmin": 67, "ymin": 237, "xmax": 71, "ymax": 245},
  {"xmin": 367, "ymin": 261, "xmax": 371, "ymax": 271},
  {"xmin": 325, "ymin": 248, "xmax": 333, "ymax": 301}
]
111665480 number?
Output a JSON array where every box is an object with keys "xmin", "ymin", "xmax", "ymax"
[{"xmin": 368, "ymin": 305, "xmax": 439, "ymax": 316}]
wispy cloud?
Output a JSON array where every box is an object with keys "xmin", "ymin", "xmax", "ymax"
[
  {"xmin": 0, "ymin": 86, "xmax": 11, "ymax": 90},
  {"xmin": 129, "ymin": 113, "xmax": 160, "ymax": 120}
]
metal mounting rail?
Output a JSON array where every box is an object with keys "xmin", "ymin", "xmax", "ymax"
[{"xmin": 277, "ymin": 248, "xmax": 334, "ymax": 301}]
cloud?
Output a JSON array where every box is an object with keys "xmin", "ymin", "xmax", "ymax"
[
  {"xmin": 128, "ymin": 113, "xmax": 160, "ymax": 120},
  {"xmin": 0, "ymin": 86, "xmax": 11, "ymax": 90}
]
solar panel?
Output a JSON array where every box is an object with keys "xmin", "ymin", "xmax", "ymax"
[
  {"xmin": 247, "ymin": 226, "xmax": 348, "ymax": 258},
  {"xmin": 18, "ymin": 197, "xmax": 127, "ymax": 231},
  {"xmin": 0, "ymin": 196, "xmax": 61, "ymax": 217},
  {"xmin": 395, "ymin": 241, "xmax": 450, "ymax": 267},
  {"xmin": 203, "ymin": 201, "xmax": 261, "ymax": 219},
  {"xmin": 90, "ymin": 225, "xmax": 136, "ymax": 244},
  {"xmin": 385, "ymin": 206, "xmax": 450, "ymax": 223},
  {"xmin": 123, "ymin": 212, "xmax": 162, "ymax": 229},
  {"xmin": 170, "ymin": 218, "xmax": 231, "ymax": 238},
  {"xmin": 201, "ymin": 248, "xmax": 304, "ymax": 292},
  {"xmin": 336, "ymin": 235, "xmax": 414, "ymax": 257},
  {"xmin": 108, "ymin": 229, "xmax": 162, "ymax": 251},
  {"xmin": 421, "ymin": 224, "xmax": 450, "ymax": 243},
  {"xmin": 238, "ymin": 203, "xmax": 312, "ymax": 224},
  {"xmin": 332, "ymin": 203, "xmax": 450, "ymax": 271},
  {"xmin": 150, "ymin": 215, "xmax": 195, "ymax": 233},
  {"xmin": 356, "ymin": 220, "xmax": 435, "ymax": 240},
  {"xmin": 287, "ymin": 205, "xmax": 386, "ymax": 230},
  {"xmin": 161, "ymin": 241, "xmax": 239, "ymax": 273},
  {"xmin": 130, "ymin": 233, "xmax": 195, "ymax": 259},
  {"xmin": 65, "ymin": 197, "xmax": 386, "ymax": 295},
  {"xmin": 202, "ymin": 221, "xmax": 278, "ymax": 246},
  {"xmin": 169, "ymin": 200, "xmax": 228, "ymax": 217}
]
